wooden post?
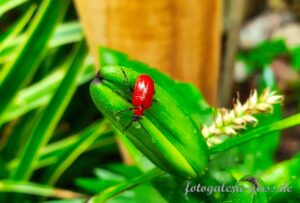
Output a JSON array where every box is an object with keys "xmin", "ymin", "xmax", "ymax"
[{"xmin": 74, "ymin": 0, "xmax": 221, "ymax": 105}]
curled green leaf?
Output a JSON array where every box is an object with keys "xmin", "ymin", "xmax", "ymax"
[{"xmin": 90, "ymin": 65, "xmax": 208, "ymax": 178}]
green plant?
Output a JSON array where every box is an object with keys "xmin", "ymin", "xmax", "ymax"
[{"xmin": 1, "ymin": 1, "xmax": 300, "ymax": 203}]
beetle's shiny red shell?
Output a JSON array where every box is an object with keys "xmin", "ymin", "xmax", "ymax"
[{"xmin": 132, "ymin": 74, "xmax": 154, "ymax": 116}]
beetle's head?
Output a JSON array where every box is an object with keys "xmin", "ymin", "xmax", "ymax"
[{"xmin": 132, "ymin": 115, "xmax": 141, "ymax": 121}]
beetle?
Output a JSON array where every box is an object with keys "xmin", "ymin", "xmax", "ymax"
[{"xmin": 115, "ymin": 71, "xmax": 155, "ymax": 132}]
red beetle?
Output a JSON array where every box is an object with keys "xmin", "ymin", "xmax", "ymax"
[{"xmin": 115, "ymin": 73, "xmax": 155, "ymax": 132}]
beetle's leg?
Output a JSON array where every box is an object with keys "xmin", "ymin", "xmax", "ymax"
[
  {"xmin": 137, "ymin": 120, "xmax": 153, "ymax": 137},
  {"xmin": 123, "ymin": 120, "xmax": 134, "ymax": 132},
  {"xmin": 138, "ymin": 120, "xmax": 147, "ymax": 132},
  {"xmin": 114, "ymin": 107, "xmax": 134, "ymax": 116},
  {"xmin": 121, "ymin": 68, "xmax": 134, "ymax": 93}
]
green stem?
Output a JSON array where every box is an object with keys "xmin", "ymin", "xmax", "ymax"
[
  {"xmin": 0, "ymin": 180, "xmax": 86, "ymax": 199},
  {"xmin": 209, "ymin": 113, "xmax": 300, "ymax": 154}
]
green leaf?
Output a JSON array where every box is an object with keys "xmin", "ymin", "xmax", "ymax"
[
  {"xmin": 0, "ymin": 156, "xmax": 9, "ymax": 178},
  {"xmin": 268, "ymin": 179, "xmax": 300, "ymax": 202},
  {"xmin": 42, "ymin": 200, "xmax": 85, "ymax": 203},
  {"xmin": 236, "ymin": 67, "xmax": 282, "ymax": 173},
  {"xmin": 115, "ymin": 131, "xmax": 156, "ymax": 172},
  {"xmin": 237, "ymin": 39, "xmax": 288, "ymax": 70},
  {"xmin": 260, "ymin": 153, "xmax": 300, "ymax": 186},
  {"xmin": 0, "ymin": 0, "xmax": 28, "ymax": 17},
  {"xmin": 94, "ymin": 168, "xmax": 126, "ymax": 182},
  {"xmin": 0, "ymin": 180, "xmax": 85, "ymax": 199},
  {"xmin": 105, "ymin": 184, "xmax": 167, "ymax": 203},
  {"xmin": 8, "ymin": 131, "xmax": 115, "ymax": 171},
  {"xmin": 98, "ymin": 47, "xmax": 212, "ymax": 126},
  {"xmin": 0, "ymin": 5, "xmax": 36, "ymax": 52},
  {"xmin": 209, "ymin": 113, "xmax": 300, "ymax": 154},
  {"xmin": 36, "ymin": 131, "xmax": 115, "ymax": 169},
  {"xmin": 42, "ymin": 121, "xmax": 110, "ymax": 185},
  {"xmin": 76, "ymin": 165, "xmax": 167, "ymax": 203},
  {"xmin": 48, "ymin": 22, "xmax": 83, "ymax": 48},
  {"xmin": 0, "ymin": 58, "xmax": 94, "ymax": 125},
  {"xmin": 90, "ymin": 66, "xmax": 208, "ymax": 178},
  {"xmin": 76, "ymin": 165, "xmax": 139, "ymax": 194},
  {"xmin": 11, "ymin": 41, "xmax": 87, "ymax": 181},
  {"xmin": 0, "ymin": 0, "xmax": 71, "ymax": 117},
  {"xmin": 290, "ymin": 46, "xmax": 300, "ymax": 70},
  {"xmin": 175, "ymin": 82, "xmax": 212, "ymax": 125},
  {"xmin": 87, "ymin": 168, "xmax": 164, "ymax": 203},
  {"xmin": 104, "ymin": 164, "xmax": 141, "ymax": 179},
  {"xmin": 75, "ymin": 178, "xmax": 119, "ymax": 194},
  {"xmin": 0, "ymin": 22, "xmax": 84, "ymax": 64}
]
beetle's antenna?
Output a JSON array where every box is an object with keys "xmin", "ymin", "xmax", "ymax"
[
  {"xmin": 123, "ymin": 120, "xmax": 134, "ymax": 132},
  {"xmin": 114, "ymin": 107, "xmax": 134, "ymax": 116}
]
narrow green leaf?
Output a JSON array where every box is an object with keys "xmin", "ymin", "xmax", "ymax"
[
  {"xmin": 75, "ymin": 178, "xmax": 118, "ymax": 194},
  {"xmin": 43, "ymin": 199, "xmax": 85, "ymax": 203},
  {"xmin": 11, "ymin": 41, "xmax": 86, "ymax": 181},
  {"xmin": 0, "ymin": 0, "xmax": 71, "ymax": 117},
  {"xmin": 0, "ymin": 58, "xmax": 94, "ymax": 125},
  {"xmin": 0, "ymin": 180, "xmax": 85, "ymax": 199},
  {"xmin": 88, "ymin": 168, "xmax": 164, "ymax": 203},
  {"xmin": 7, "ymin": 127, "xmax": 115, "ymax": 171},
  {"xmin": 0, "ymin": 5, "xmax": 35, "ymax": 52},
  {"xmin": 94, "ymin": 168, "xmax": 126, "ymax": 182},
  {"xmin": 260, "ymin": 153, "xmax": 300, "ymax": 186},
  {"xmin": 43, "ymin": 121, "xmax": 110, "ymax": 185},
  {"xmin": 48, "ymin": 22, "xmax": 83, "ymax": 48},
  {"xmin": 209, "ymin": 113, "xmax": 300, "ymax": 154},
  {"xmin": 0, "ymin": 0, "xmax": 28, "ymax": 16},
  {"xmin": 36, "ymin": 132, "xmax": 115, "ymax": 169},
  {"xmin": 0, "ymin": 22, "xmax": 83, "ymax": 64},
  {"xmin": 0, "ymin": 155, "xmax": 9, "ymax": 178}
]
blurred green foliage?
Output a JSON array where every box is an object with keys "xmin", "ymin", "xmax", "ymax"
[{"xmin": 0, "ymin": 1, "xmax": 300, "ymax": 203}]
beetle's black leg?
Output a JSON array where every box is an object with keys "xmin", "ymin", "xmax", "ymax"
[
  {"xmin": 123, "ymin": 120, "xmax": 134, "ymax": 132},
  {"xmin": 114, "ymin": 107, "xmax": 134, "ymax": 116},
  {"xmin": 138, "ymin": 120, "xmax": 148, "ymax": 133}
]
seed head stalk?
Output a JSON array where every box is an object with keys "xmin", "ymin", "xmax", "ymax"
[{"xmin": 202, "ymin": 88, "xmax": 283, "ymax": 146}]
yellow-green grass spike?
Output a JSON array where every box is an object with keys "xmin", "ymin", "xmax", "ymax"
[{"xmin": 90, "ymin": 65, "xmax": 208, "ymax": 178}]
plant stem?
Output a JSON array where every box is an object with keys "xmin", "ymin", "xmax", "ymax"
[
  {"xmin": 209, "ymin": 113, "xmax": 300, "ymax": 154},
  {"xmin": 219, "ymin": 0, "xmax": 247, "ymax": 106},
  {"xmin": 0, "ymin": 180, "xmax": 86, "ymax": 199}
]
